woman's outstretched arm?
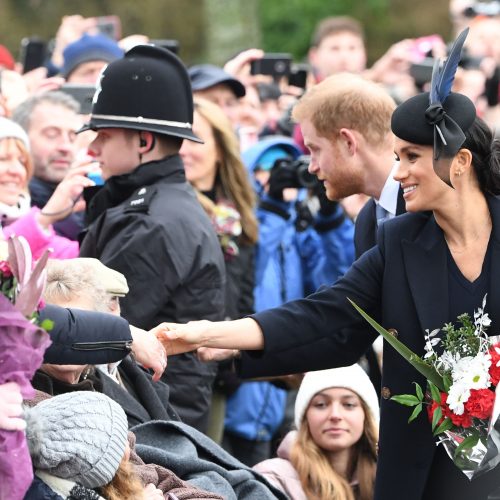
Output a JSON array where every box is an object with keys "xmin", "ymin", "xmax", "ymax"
[{"xmin": 159, "ymin": 317, "xmax": 264, "ymax": 356}]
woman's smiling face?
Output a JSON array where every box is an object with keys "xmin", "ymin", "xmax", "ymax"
[
  {"xmin": 393, "ymin": 138, "xmax": 450, "ymax": 212},
  {"xmin": 0, "ymin": 138, "xmax": 28, "ymax": 206}
]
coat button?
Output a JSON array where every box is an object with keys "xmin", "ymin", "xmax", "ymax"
[
  {"xmin": 387, "ymin": 328, "xmax": 398, "ymax": 338},
  {"xmin": 381, "ymin": 386, "xmax": 391, "ymax": 399}
]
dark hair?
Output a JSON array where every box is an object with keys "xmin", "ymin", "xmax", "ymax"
[
  {"xmin": 310, "ymin": 16, "xmax": 365, "ymax": 48},
  {"xmin": 462, "ymin": 116, "xmax": 500, "ymax": 195}
]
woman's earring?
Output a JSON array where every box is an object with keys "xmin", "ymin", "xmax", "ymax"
[{"xmin": 456, "ymin": 170, "xmax": 462, "ymax": 177}]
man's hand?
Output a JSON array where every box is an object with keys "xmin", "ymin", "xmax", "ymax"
[
  {"xmin": 0, "ymin": 382, "xmax": 26, "ymax": 431},
  {"xmin": 37, "ymin": 161, "xmax": 99, "ymax": 228},
  {"xmin": 130, "ymin": 326, "xmax": 167, "ymax": 382}
]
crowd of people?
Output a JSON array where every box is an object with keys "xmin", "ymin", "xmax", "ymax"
[{"xmin": 1, "ymin": 2, "xmax": 500, "ymax": 499}]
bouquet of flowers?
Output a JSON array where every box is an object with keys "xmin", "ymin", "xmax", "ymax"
[
  {"xmin": 0, "ymin": 236, "xmax": 52, "ymax": 500},
  {"xmin": 350, "ymin": 296, "xmax": 500, "ymax": 480}
]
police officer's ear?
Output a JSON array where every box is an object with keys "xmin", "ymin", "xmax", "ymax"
[{"xmin": 138, "ymin": 132, "xmax": 155, "ymax": 152}]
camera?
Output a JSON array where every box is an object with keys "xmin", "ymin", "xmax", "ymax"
[
  {"xmin": 250, "ymin": 53, "xmax": 292, "ymax": 80},
  {"xmin": 273, "ymin": 155, "xmax": 318, "ymax": 189},
  {"xmin": 288, "ymin": 64, "xmax": 309, "ymax": 90},
  {"xmin": 149, "ymin": 39, "xmax": 180, "ymax": 55}
]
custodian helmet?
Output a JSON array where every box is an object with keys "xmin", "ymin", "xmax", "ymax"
[{"xmin": 78, "ymin": 44, "xmax": 201, "ymax": 142}]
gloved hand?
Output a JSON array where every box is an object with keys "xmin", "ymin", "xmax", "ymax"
[
  {"xmin": 267, "ymin": 162, "xmax": 297, "ymax": 201},
  {"xmin": 313, "ymin": 180, "xmax": 339, "ymax": 217}
]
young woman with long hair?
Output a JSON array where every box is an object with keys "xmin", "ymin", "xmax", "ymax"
[{"xmin": 254, "ymin": 365, "xmax": 378, "ymax": 500}]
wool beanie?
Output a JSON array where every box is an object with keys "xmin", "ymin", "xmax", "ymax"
[
  {"xmin": 25, "ymin": 391, "xmax": 128, "ymax": 488},
  {"xmin": 294, "ymin": 364, "xmax": 380, "ymax": 429},
  {"xmin": 62, "ymin": 33, "xmax": 123, "ymax": 79},
  {"xmin": 0, "ymin": 117, "xmax": 30, "ymax": 151}
]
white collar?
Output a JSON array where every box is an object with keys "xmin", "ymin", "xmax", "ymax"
[{"xmin": 376, "ymin": 162, "xmax": 400, "ymax": 217}]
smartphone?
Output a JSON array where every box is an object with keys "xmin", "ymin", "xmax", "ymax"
[
  {"xmin": 149, "ymin": 39, "xmax": 180, "ymax": 55},
  {"xmin": 288, "ymin": 63, "xmax": 309, "ymax": 89},
  {"xmin": 20, "ymin": 37, "xmax": 47, "ymax": 73},
  {"xmin": 250, "ymin": 53, "xmax": 292, "ymax": 79},
  {"xmin": 410, "ymin": 35, "xmax": 444, "ymax": 63},
  {"xmin": 94, "ymin": 15, "xmax": 122, "ymax": 40},
  {"xmin": 59, "ymin": 84, "xmax": 96, "ymax": 114},
  {"xmin": 409, "ymin": 58, "xmax": 435, "ymax": 87}
]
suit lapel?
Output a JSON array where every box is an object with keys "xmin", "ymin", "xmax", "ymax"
[
  {"xmin": 487, "ymin": 196, "xmax": 500, "ymax": 333},
  {"xmin": 402, "ymin": 196, "xmax": 500, "ymax": 337},
  {"xmin": 354, "ymin": 199, "xmax": 377, "ymax": 258},
  {"xmin": 396, "ymin": 187, "xmax": 406, "ymax": 215},
  {"xmin": 402, "ymin": 214, "xmax": 449, "ymax": 334}
]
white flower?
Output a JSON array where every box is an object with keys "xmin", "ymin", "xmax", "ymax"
[
  {"xmin": 436, "ymin": 350, "xmax": 459, "ymax": 372},
  {"xmin": 447, "ymin": 381, "xmax": 471, "ymax": 415},
  {"xmin": 452, "ymin": 354, "xmax": 491, "ymax": 390}
]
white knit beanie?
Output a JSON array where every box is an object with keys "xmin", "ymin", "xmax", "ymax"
[
  {"xmin": 0, "ymin": 116, "xmax": 30, "ymax": 151},
  {"xmin": 294, "ymin": 364, "xmax": 380, "ymax": 429},
  {"xmin": 25, "ymin": 391, "xmax": 128, "ymax": 488}
]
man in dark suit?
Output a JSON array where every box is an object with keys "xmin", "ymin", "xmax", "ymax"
[{"xmin": 294, "ymin": 72, "xmax": 403, "ymax": 389}]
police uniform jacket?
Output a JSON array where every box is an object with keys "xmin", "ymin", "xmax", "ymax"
[
  {"xmin": 79, "ymin": 154, "xmax": 226, "ymax": 431},
  {"xmin": 241, "ymin": 195, "xmax": 500, "ymax": 500}
]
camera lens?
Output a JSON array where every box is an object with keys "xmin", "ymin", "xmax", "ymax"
[{"xmin": 296, "ymin": 162, "xmax": 317, "ymax": 189}]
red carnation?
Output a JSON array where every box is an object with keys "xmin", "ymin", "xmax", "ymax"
[
  {"xmin": 489, "ymin": 343, "xmax": 500, "ymax": 386},
  {"xmin": 427, "ymin": 392, "xmax": 447, "ymax": 426},
  {"xmin": 464, "ymin": 388, "xmax": 495, "ymax": 420}
]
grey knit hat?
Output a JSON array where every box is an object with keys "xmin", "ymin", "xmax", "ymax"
[{"xmin": 24, "ymin": 391, "xmax": 128, "ymax": 488}]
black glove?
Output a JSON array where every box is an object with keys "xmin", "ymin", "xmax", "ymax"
[
  {"xmin": 295, "ymin": 199, "xmax": 314, "ymax": 232},
  {"xmin": 313, "ymin": 181, "xmax": 339, "ymax": 217},
  {"xmin": 267, "ymin": 162, "xmax": 297, "ymax": 201}
]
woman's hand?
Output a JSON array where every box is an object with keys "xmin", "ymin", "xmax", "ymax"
[
  {"xmin": 156, "ymin": 318, "xmax": 265, "ymax": 353},
  {"xmin": 142, "ymin": 483, "xmax": 163, "ymax": 500},
  {"xmin": 154, "ymin": 320, "xmax": 212, "ymax": 356},
  {"xmin": 0, "ymin": 382, "xmax": 26, "ymax": 431}
]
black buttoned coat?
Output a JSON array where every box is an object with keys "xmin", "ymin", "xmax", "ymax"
[{"xmin": 241, "ymin": 195, "xmax": 500, "ymax": 500}]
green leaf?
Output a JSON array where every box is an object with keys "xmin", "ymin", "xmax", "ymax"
[
  {"xmin": 454, "ymin": 433, "xmax": 480, "ymax": 458},
  {"xmin": 431, "ymin": 406, "xmax": 442, "ymax": 431},
  {"xmin": 433, "ymin": 417, "xmax": 453, "ymax": 436},
  {"xmin": 391, "ymin": 394, "xmax": 421, "ymax": 406},
  {"xmin": 414, "ymin": 382, "xmax": 424, "ymax": 402},
  {"xmin": 348, "ymin": 299, "xmax": 446, "ymax": 391},
  {"xmin": 408, "ymin": 403, "xmax": 423, "ymax": 423},
  {"xmin": 428, "ymin": 381, "xmax": 442, "ymax": 404},
  {"xmin": 443, "ymin": 375, "xmax": 453, "ymax": 393}
]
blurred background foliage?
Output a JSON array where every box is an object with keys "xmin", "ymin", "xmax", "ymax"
[{"xmin": 0, "ymin": 0, "xmax": 451, "ymax": 67}]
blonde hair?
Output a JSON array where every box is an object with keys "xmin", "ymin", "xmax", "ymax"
[
  {"xmin": 43, "ymin": 259, "xmax": 114, "ymax": 313},
  {"xmin": 193, "ymin": 97, "xmax": 258, "ymax": 244},
  {"xmin": 0, "ymin": 137, "xmax": 33, "ymax": 185},
  {"xmin": 98, "ymin": 456, "xmax": 145, "ymax": 500},
  {"xmin": 292, "ymin": 73, "xmax": 395, "ymax": 148},
  {"xmin": 289, "ymin": 398, "xmax": 378, "ymax": 500}
]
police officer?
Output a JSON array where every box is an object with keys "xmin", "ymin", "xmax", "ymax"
[{"xmin": 78, "ymin": 44, "xmax": 226, "ymax": 433}]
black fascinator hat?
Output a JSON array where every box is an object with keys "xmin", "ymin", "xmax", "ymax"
[{"xmin": 391, "ymin": 29, "xmax": 477, "ymax": 177}]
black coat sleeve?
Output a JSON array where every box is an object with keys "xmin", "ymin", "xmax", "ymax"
[
  {"xmin": 41, "ymin": 305, "xmax": 133, "ymax": 364},
  {"xmin": 238, "ymin": 242, "xmax": 385, "ymax": 378}
]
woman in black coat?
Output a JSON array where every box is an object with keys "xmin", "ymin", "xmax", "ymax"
[{"xmin": 159, "ymin": 55, "xmax": 500, "ymax": 499}]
